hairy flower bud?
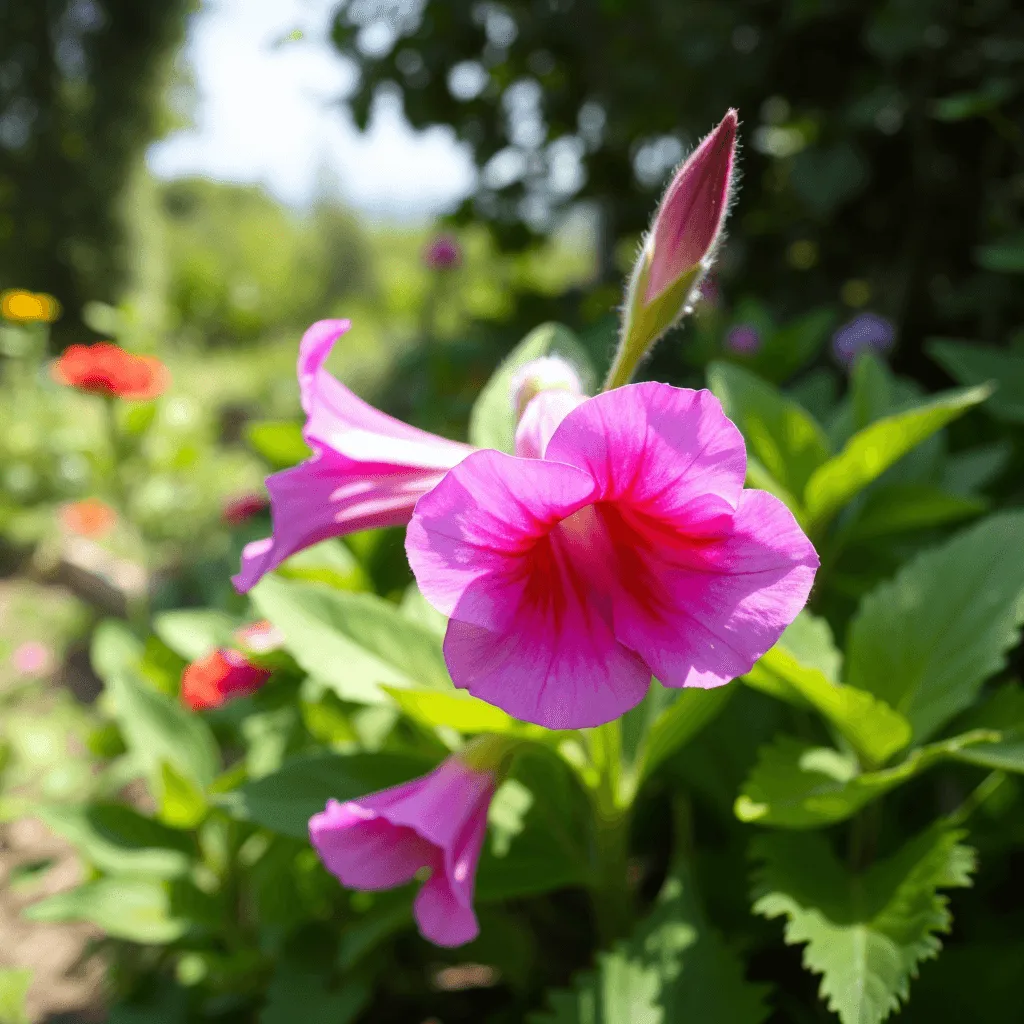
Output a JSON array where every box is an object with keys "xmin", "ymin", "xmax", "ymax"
[{"xmin": 607, "ymin": 110, "xmax": 738, "ymax": 390}]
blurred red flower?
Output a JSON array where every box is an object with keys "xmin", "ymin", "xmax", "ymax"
[
  {"xmin": 59, "ymin": 498, "xmax": 117, "ymax": 538},
  {"xmin": 181, "ymin": 649, "xmax": 271, "ymax": 711},
  {"xmin": 221, "ymin": 493, "xmax": 268, "ymax": 525},
  {"xmin": 52, "ymin": 342, "xmax": 170, "ymax": 400}
]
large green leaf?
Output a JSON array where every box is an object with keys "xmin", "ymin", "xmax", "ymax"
[
  {"xmin": 25, "ymin": 879, "xmax": 187, "ymax": 944},
  {"xmin": 846, "ymin": 511, "xmax": 1024, "ymax": 743},
  {"xmin": 250, "ymin": 575, "xmax": 451, "ymax": 703},
  {"xmin": 735, "ymin": 731, "xmax": 1000, "ymax": 829},
  {"xmin": 107, "ymin": 671, "xmax": 219, "ymax": 788},
  {"xmin": 531, "ymin": 862, "xmax": 768, "ymax": 1023},
  {"xmin": 153, "ymin": 609, "xmax": 239, "ymax": 662},
  {"xmin": 752, "ymin": 827, "xmax": 975, "ymax": 1024},
  {"xmin": 469, "ymin": 322, "xmax": 596, "ymax": 452},
  {"xmin": 708, "ymin": 361, "xmax": 830, "ymax": 509},
  {"xmin": 260, "ymin": 955, "xmax": 369, "ymax": 1024},
  {"xmin": 803, "ymin": 384, "xmax": 990, "ymax": 531},
  {"xmin": 841, "ymin": 483, "xmax": 986, "ymax": 544},
  {"xmin": 215, "ymin": 751, "xmax": 434, "ymax": 838},
  {"xmin": 38, "ymin": 803, "xmax": 193, "ymax": 878},
  {"xmin": 927, "ymin": 339, "xmax": 1024, "ymax": 424}
]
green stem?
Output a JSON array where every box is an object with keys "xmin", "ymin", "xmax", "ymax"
[{"xmin": 587, "ymin": 718, "xmax": 633, "ymax": 943}]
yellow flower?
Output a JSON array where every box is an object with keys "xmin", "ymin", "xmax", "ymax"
[{"xmin": 1, "ymin": 289, "xmax": 61, "ymax": 323}]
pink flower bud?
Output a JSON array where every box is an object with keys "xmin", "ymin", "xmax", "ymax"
[
  {"xmin": 423, "ymin": 234, "xmax": 462, "ymax": 270},
  {"xmin": 644, "ymin": 110, "xmax": 738, "ymax": 304},
  {"xmin": 509, "ymin": 356, "xmax": 583, "ymax": 417}
]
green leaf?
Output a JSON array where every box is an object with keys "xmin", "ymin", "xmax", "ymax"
[
  {"xmin": 846, "ymin": 511, "xmax": 1024, "ymax": 743},
  {"xmin": 803, "ymin": 385, "xmax": 990, "ymax": 531},
  {"xmin": 735, "ymin": 731, "xmax": 1000, "ymax": 828},
  {"xmin": 37, "ymin": 803, "xmax": 192, "ymax": 878},
  {"xmin": 250, "ymin": 575, "xmax": 451, "ymax": 703},
  {"xmin": 215, "ymin": 751, "xmax": 433, "ymax": 838},
  {"xmin": 0, "ymin": 969, "xmax": 31, "ymax": 1024},
  {"xmin": 247, "ymin": 420, "xmax": 310, "ymax": 469},
  {"xmin": 25, "ymin": 878, "xmax": 187, "ymax": 944},
  {"xmin": 260, "ymin": 956, "xmax": 370, "ymax": 1024},
  {"xmin": 944, "ymin": 685, "xmax": 1024, "ymax": 773},
  {"xmin": 928, "ymin": 339, "xmax": 1024, "ymax": 424},
  {"xmin": 153, "ymin": 609, "xmax": 239, "ymax": 662},
  {"xmin": 383, "ymin": 686, "xmax": 537, "ymax": 736},
  {"xmin": 107, "ymin": 672, "xmax": 219, "ymax": 789},
  {"xmin": 752, "ymin": 826, "xmax": 976, "ymax": 1024},
  {"xmin": 745, "ymin": 647, "xmax": 911, "ymax": 767},
  {"xmin": 277, "ymin": 539, "xmax": 370, "ymax": 591},
  {"xmin": 973, "ymin": 231, "xmax": 1024, "ymax": 273},
  {"xmin": 842, "ymin": 483, "xmax": 986, "ymax": 544},
  {"xmin": 91, "ymin": 619, "xmax": 144, "ymax": 681},
  {"xmin": 469, "ymin": 322, "xmax": 596, "ymax": 452},
  {"xmin": 531, "ymin": 861, "xmax": 768, "ymax": 1023},
  {"xmin": 942, "ymin": 440, "xmax": 1013, "ymax": 496},
  {"xmin": 708, "ymin": 361, "xmax": 830, "ymax": 511},
  {"xmin": 158, "ymin": 761, "xmax": 209, "ymax": 829},
  {"xmin": 630, "ymin": 683, "xmax": 733, "ymax": 789}
]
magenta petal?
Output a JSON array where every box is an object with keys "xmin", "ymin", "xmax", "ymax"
[
  {"xmin": 309, "ymin": 799, "xmax": 435, "ymax": 890},
  {"xmin": 414, "ymin": 873, "xmax": 479, "ymax": 947},
  {"xmin": 612, "ymin": 488, "xmax": 819, "ymax": 689},
  {"xmin": 545, "ymin": 383, "xmax": 747, "ymax": 515},
  {"xmin": 406, "ymin": 449, "xmax": 597, "ymax": 618}
]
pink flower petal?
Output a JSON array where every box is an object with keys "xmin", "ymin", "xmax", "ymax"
[
  {"xmin": 309, "ymin": 799, "xmax": 436, "ymax": 890},
  {"xmin": 414, "ymin": 872, "xmax": 479, "ymax": 947},
  {"xmin": 515, "ymin": 389, "xmax": 586, "ymax": 459},
  {"xmin": 610, "ymin": 488, "xmax": 819, "ymax": 689},
  {"xmin": 545, "ymin": 383, "xmax": 746, "ymax": 516}
]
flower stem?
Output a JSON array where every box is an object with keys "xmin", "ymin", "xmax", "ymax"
[{"xmin": 587, "ymin": 718, "xmax": 634, "ymax": 943}]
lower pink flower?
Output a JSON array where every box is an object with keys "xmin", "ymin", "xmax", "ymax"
[
  {"xmin": 407, "ymin": 382, "xmax": 818, "ymax": 729},
  {"xmin": 234, "ymin": 320, "xmax": 473, "ymax": 593},
  {"xmin": 310, "ymin": 756, "xmax": 495, "ymax": 947}
]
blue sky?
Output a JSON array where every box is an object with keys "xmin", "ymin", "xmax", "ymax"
[{"xmin": 147, "ymin": 0, "xmax": 475, "ymax": 220}]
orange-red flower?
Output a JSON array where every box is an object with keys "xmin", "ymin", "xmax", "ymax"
[
  {"xmin": 181, "ymin": 649, "xmax": 271, "ymax": 711},
  {"xmin": 52, "ymin": 343, "xmax": 170, "ymax": 400},
  {"xmin": 59, "ymin": 498, "xmax": 117, "ymax": 538}
]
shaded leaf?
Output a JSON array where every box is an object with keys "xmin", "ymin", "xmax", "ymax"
[
  {"xmin": 928, "ymin": 339, "xmax": 1024, "ymax": 424},
  {"xmin": 153, "ymin": 609, "xmax": 239, "ymax": 662}
]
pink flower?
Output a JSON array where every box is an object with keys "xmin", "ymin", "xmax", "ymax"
[
  {"xmin": 12, "ymin": 641, "xmax": 54, "ymax": 677},
  {"xmin": 406, "ymin": 382, "xmax": 818, "ymax": 729},
  {"xmin": 310, "ymin": 755, "xmax": 495, "ymax": 947},
  {"xmin": 643, "ymin": 110, "xmax": 738, "ymax": 304},
  {"xmin": 233, "ymin": 320, "xmax": 473, "ymax": 593},
  {"xmin": 423, "ymin": 233, "xmax": 462, "ymax": 270}
]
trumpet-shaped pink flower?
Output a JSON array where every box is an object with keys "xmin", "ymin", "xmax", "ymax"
[
  {"xmin": 234, "ymin": 320, "xmax": 474, "ymax": 592},
  {"xmin": 310, "ymin": 756, "xmax": 495, "ymax": 947},
  {"xmin": 407, "ymin": 382, "xmax": 818, "ymax": 729}
]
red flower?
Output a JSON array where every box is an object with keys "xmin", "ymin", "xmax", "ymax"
[
  {"xmin": 221, "ymin": 493, "xmax": 268, "ymax": 525},
  {"xmin": 59, "ymin": 498, "xmax": 117, "ymax": 538},
  {"xmin": 52, "ymin": 343, "xmax": 170, "ymax": 400},
  {"xmin": 181, "ymin": 649, "xmax": 271, "ymax": 711}
]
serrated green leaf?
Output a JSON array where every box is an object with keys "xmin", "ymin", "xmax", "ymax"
[
  {"xmin": 153, "ymin": 609, "xmax": 239, "ymax": 662},
  {"xmin": 803, "ymin": 385, "xmax": 990, "ymax": 530},
  {"xmin": 846, "ymin": 512, "xmax": 1024, "ymax": 743},
  {"xmin": 752, "ymin": 827, "xmax": 976, "ymax": 1024},
  {"xmin": 107, "ymin": 672, "xmax": 219, "ymax": 789},
  {"xmin": 250, "ymin": 575, "xmax": 452, "ymax": 702},
  {"xmin": 531, "ymin": 862, "xmax": 768, "ymax": 1023},
  {"xmin": 927, "ymin": 339, "xmax": 1024, "ymax": 424},
  {"xmin": 708, "ymin": 361, "xmax": 830, "ymax": 512},
  {"xmin": 214, "ymin": 751, "xmax": 434, "ymax": 838},
  {"xmin": 38, "ymin": 803, "xmax": 192, "ymax": 878},
  {"xmin": 470, "ymin": 322, "xmax": 596, "ymax": 452},
  {"xmin": 25, "ymin": 878, "xmax": 187, "ymax": 944},
  {"xmin": 736, "ymin": 731, "xmax": 1000, "ymax": 828},
  {"xmin": 944, "ymin": 684, "xmax": 1024, "ymax": 773}
]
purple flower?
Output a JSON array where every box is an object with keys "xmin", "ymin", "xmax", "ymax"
[
  {"xmin": 423, "ymin": 234, "xmax": 462, "ymax": 271},
  {"xmin": 726, "ymin": 324, "xmax": 761, "ymax": 354},
  {"xmin": 832, "ymin": 313, "xmax": 895, "ymax": 367}
]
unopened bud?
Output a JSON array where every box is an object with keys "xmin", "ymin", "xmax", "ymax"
[
  {"xmin": 509, "ymin": 356, "xmax": 583, "ymax": 418},
  {"xmin": 606, "ymin": 110, "xmax": 738, "ymax": 391}
]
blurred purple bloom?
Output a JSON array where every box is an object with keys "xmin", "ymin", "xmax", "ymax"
[
  {"xmin": 726, "ymin": 324, "xmax": 761, "ymax": 354},
  {"xmin": 423, "ymin": 234, "xmax": 462, "ymax": 271},
  {"xmin": 12, "ymin": 641, "xmax": 54, "ymax": 677},
  {"xmin": 832, "ymin": 313, "xmax": 895, "ymax": 367}
]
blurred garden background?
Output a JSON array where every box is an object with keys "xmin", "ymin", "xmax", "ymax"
[{"xmin": 1, "ymin": 0, "xmax": 1023, "ymax": 1021}]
